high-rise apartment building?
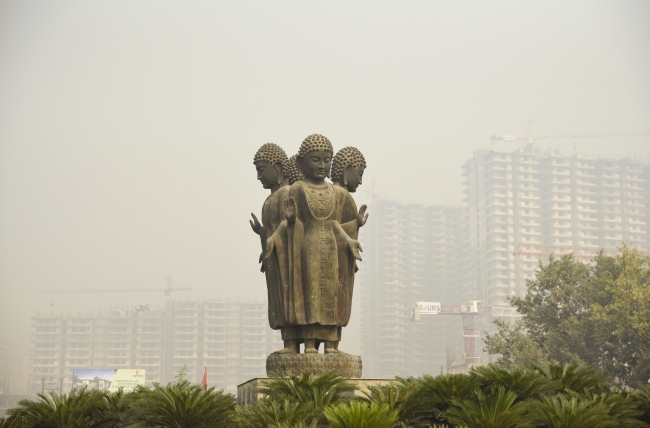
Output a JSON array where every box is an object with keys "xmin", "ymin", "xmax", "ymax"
[
  {"xmin": 461, "ymin": 147, "xmax": 649, "ymax": 307},
  {"xmin": 359, "ymin": 200, "xmax": 463, "ymax": 378},
  {"xmin": 30, "ymin": 300, "xmax": 282, "ymax": 394},
  {"xmin": 360, "ymin": 146, "xmax": 649, "ymax": 378}
]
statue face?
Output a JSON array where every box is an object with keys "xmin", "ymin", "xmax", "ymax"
[
  {"xmin": 344, "ymin": 165, "xmax": 365, "ymax": 193},
  {"xmin": 300, "ymin": 151, "xmax": 331, "ymax": 182},
  {"xmin": 255, "ymin": 161, "xmax": 279, "ymax": 189}
]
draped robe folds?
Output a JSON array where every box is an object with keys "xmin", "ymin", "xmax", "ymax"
[
  {"xmin": 259, "ymin": 186, "xmax": 290, "ymax": 330},
  {"xmin": 267, "ymin": 181, "xmax": 357, "ymax": 341},
  {"xmin": 333, "ymin": 184, "xmax": 360, "ymax": 327}
]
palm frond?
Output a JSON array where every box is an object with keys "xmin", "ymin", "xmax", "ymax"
[
  {"xmin": 120, "ymin": 380, "xmax": 236, "ymax": 427},
  {"xmin": 324, "ymin": 401, "xmax": 399, "ymax": 428},
  {"xmin": 443, "ymin": 386, "xmax": 534, "ymax": 428}
]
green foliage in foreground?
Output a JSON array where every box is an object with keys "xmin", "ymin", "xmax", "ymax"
[
  {"xmin": 120, "ymin": 380, "xmax": 236, "ymax": 427},
  {"xmin": 324, "ymin": 401, "xmax": 398, "ymax": 428},
  {"xmin": 2, "ymin": 387, "xmax": 116, "ymax": 428},
  {"xmin": 3, "ymin": 368, "xmax": 650, "ymax": 427},
  {"xmin": 235, "ymin": 372, "xmax": 354, "ymax": 427}
]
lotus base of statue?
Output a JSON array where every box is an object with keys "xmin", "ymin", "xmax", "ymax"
[{"xmin": 266, "ymin": 353, "xmax": 362, "ymax": 378}]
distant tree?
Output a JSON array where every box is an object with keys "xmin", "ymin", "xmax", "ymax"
[
  {"xmin": 485, "ymin": 245, "xmax": 650, "ymax": 386},
  {"xmin": 174, "ymin": 364, "xmax": 189, "ymax": 383},
  {"xmin": 483, "ymin": 318, "xmax": 550, "ymax": 369},
  {"xmin": 588, "ymin": 247, "xmax": 650, "ymax": 386}
]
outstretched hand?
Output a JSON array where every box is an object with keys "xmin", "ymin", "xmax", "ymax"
[
  {"xmin": 357, "ymin": 204, "xmax": 369, "ymax": 228},
  {"xmin": 348, "ymin": 239, "xmax": 363, "ymax": 261},
  {"xmin": 249, "ymin": 213, "xmax": 262, "ymax": 234},
  {"xmin": 284, "ymin": 196, "xmax": 297, "ymax": 223}
]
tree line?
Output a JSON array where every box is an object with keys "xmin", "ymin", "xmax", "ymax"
[{"xmin": 484, "ymin": 244, "xmax": 650, "ymax": 387}]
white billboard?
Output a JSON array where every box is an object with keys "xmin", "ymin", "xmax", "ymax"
[
  {"xmin": 107, "ymin": 369, "xmax": 146, "ymax": 393},
  {"xmin": 417, "ymin": 302, "xmax": 441, "ymax": 314}
]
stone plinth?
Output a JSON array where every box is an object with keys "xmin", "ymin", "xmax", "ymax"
[
  {"xmin": 237, "ymin": 377, "xmax": 395, "ymax": 406},
  {"xmin": 266, "ymin": 353, "xmax": 362, "ymax": 378}
]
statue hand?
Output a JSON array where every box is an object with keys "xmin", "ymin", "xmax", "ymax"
[
  {"xmin": 284, "ymin": 196, "xmax": 296, "ymax": 224},
  {"xmin": 249, "ymin": 213, "xmax": 262, "ymax": 234},
  {"xmin": 348, "ymin": 239, "xmax": 363, "ymax": 261},
  {"xmin": 265, "ymin": 237, "xmax": 275, "ymax": 260},
  {"xmin": 357, "ymin": 204, "xmax": 369, "ymax": 228}
]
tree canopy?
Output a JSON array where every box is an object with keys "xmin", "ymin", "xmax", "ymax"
[{"xmin": 484, "ymin": 244, "xmax": 650, "ymax": 387}]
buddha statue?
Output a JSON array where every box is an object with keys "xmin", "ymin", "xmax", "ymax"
[
  {"xmin": 249, "ymin": 143, "xmax": 292, "ymax": 344},
  {"xmin": 330, "ymin": 147, "xmax": 368, "ymax": 350},
  {"xmin": 265, "ymin": 134, "xmax": 362, "ymax": 354},
  {"xmin": 285, "ymin": 154, "xmax": 301, "ymax": 185}
]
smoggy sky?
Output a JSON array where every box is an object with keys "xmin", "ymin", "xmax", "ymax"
[{"xmin": 1, "ymin": 1, "xmax": 649, "ymax": 354}]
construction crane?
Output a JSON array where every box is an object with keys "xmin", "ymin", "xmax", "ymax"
[
  {"xmin": 44, "ymin": 276, "xmax": 192, "ymax": 299},
  {"xmin": 410, "ymin": 301, "xmax": 518, "ymax": 369},
  {"xmin": 490, "ymin": 120, "xmax": 649, "ymax": 147}
]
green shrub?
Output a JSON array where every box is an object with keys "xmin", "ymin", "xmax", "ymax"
[{"xmin": 324, "ymin": 401, "xmax": 398, "ymax": 428}]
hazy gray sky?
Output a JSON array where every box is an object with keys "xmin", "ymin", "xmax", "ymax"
[{"xmin": 1, "ymin": 1, "xmax": 649, "ymax": 354}]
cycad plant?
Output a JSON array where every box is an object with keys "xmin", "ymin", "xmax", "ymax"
[
  {"xmin": 324, "ymin": 401, "xmax": 399, "ymax": 428},
  {"xmin": 234, "ymin": 399, "xmax": 321, "ymax": 428},
  {"xmin": 527, "ymin": 393, "xmax": 621, "ymax": 428},
  {"xmin": 443, "ymin": 386, "xmax": 534, "ymax": 428},
  {"xmin": 471, "ymin": 363, "xmax": 557, "ymax": 401},
  {"xmin": 586, "ymin": 390, "xmax": 646, "ymax": 428},
  {"xmin": 97, "ymin": 388, "xmax": 127, "ymax": 428},
  {"xmin": 632, "ymin": 386, "xmax": 650, "ymax": 425},
  {"xmin": 4, "ymin": 387, "xmax": 108, "ymax": 428},
  {"xmin": 235, "ymin": 372, "xmax": 355, "ymax": 427},
  {"xmin": 120, "ymin": 379, "xmax": 236, "ymax": 428},
  {"xmin": 412, "ymin": 371, "xmax": 485, "ymax": 424},
  {"xmin": 362, "ymin": 380, "xmax": 425, "ymax": 427},
  {"xmin": 256, "ymin": 371, "xmax": 356, "ymax": 407},
  {"xmin": 531, "ymin": 363, "xmax": 611, "ymax": 394}
]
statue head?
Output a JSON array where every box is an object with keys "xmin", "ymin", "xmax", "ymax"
[
  {"xmin": 253, "ymin": 143, "xmax": 288, "ymax": 191},
  {"xmin": 297, "ymin": 134, "xmax": 334, "ymax": 184},
  {"xmin": 331, "ymin": 147, "xmax": 366, "ymax": 193},
  {"xmin": 286, "ymin": 154, "xmax": 301, "ymax": 184}
]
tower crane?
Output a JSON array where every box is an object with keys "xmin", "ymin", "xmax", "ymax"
[
  {"xmin": 410, "ymin": 301, "xmax": 518, "ymax": 370},
  {"xmin": 44, "ymin": 276, "xmax": 192, "ymax": 299},
  {"xmin": 490, "ymin": 120, "xmax": 649, "ymax": 147}
]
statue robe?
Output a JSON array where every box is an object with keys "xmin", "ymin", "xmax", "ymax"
[
  {"xmin": 333, "ymin": 184, "xmax": 360, "ymax": 327},
  {"xmin": 268, "ymin": 181, "xmax": 356, "ymax": 341},
  {"xmin": 259, "ymin": 186, "xmax": 290, "ymax": 330}
]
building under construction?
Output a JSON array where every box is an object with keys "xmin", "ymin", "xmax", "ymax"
[
  {"xmin": 30, "ymin": 300, "xmax": 282, "ymax": 394},
  {"xmin": 360, "ymin": 146, "xmax": 650, "ymax": 377}
]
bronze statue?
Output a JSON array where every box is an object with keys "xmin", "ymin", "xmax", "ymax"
[
  {"xmin": 286, "ymin": 154, "xmax": 301, "ymax": 185},
  {"xmin": 330, "ymin": 147, "xmax": 368, "ymax": 351},
  {"xmin": 251, "ymin": 135, "xmax": 367, "ymax": 363},
  {"xmin": 249, "ymin": 143, "xmax": 291, "ymax": 341}
]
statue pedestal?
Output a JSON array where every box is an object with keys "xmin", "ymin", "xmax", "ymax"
[
  {"xmin": 237, "ymin": 376, "xmax": 395, "ymax": 406},
  {"xmin": 266, "ymin": 353, "xmax": 362, "ymax": 378}
]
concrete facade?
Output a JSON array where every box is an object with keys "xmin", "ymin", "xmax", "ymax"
[{"xmin": 30, "ymin": 300, "xmax": 282, "ymax": 394}]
